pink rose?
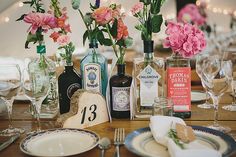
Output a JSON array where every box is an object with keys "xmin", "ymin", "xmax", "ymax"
[
  {"xmin": 183, "ymin": 42, "xmax": 193, "ymax": 52},
  {"xmin": 57, "ymin": 35, "xmax": 70, "ymax": 46},
  {"xmin": 92, "ymin": 6, "xmax": 113, "ymax": 25},
  {"xmin": 23, "ymin": 12, "xmax": 56, "ymax": 34},
  {"xmin": 131, "ymin": 2, "xmax": 144, "ymax": 15}
]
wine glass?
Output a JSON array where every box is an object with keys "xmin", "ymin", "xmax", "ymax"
[
  {"xmin": 201, "ymin": 57, "xmax": 232, "ymax": 133},
  {"xmin": 23, "ymin": 67, "xmax": 50, "ymax": 132},
  {"xmin": 0, "ymin": 64, "xmax": 25, "ymax": 135},
  {"xmin": 195, "ymin": 54, "xmax": 212, "ymax": 109}
]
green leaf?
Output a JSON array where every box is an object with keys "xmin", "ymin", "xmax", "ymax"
[
  {"xmin": 97, "ymin": 31, "xmax": 105, "ymax": 45},
  {"xmin": 116, "ymin": 40, "xmax": 124, "ymax": 47},
  {"xmin": 124, "ymin": 37, "xmax": 133, "ymax": 47},
  {"xmin": 83, "ymin": 30, "xmax": 89, "ymax": 46},
  {"xmin": 151, "ymin": 14, "xmax": 163, "ymax": 33},
  {"xmin": 140, "ymin": 0, "xmax": 151, "ymax": 5},
  {"xmin": 110, "ymin": 19, "xmax": 118, "ymax": 38},
  {"xmin": 89, "ymin": 3, "xmax": 97, "ymax": 11},
  {"xmin": 102, "ymin": 38, "xmax": 112, "ymax": 46},
  {"xmin": 25, "ymin": 33, "xmax": 38, "ymax": 48},
  {"xmin": 16, "ymin": 14, "xmax": 26, "ymax": 21}
]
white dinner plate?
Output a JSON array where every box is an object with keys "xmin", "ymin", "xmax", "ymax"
[
  {"xmin": 125, "ymin": 126, "xmax": 236, "ymax": 157},
  {"xmin": 191, "ymin": 91, "xmax": 207, "ymax": 102},
  {"xmin": 20, "ymin": 128, "xmax": 99, "ymax": 157}
]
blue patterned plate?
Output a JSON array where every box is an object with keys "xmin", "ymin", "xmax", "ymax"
[
  {"xmin": 20, "ymin": 128, "xmax": 99, "ymax": 157},
  {"xmin": 125, "ymin": 126, "xmax": 236, "ymax": 157}
]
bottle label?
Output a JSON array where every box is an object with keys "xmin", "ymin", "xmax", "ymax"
[
  {"xmin": 112, "ymin": 87, "xmax": 130, "ymax": 111},
  {"xmin": 67, "ymin": 83, "xmax": 81, "ymax": 99},
  {"xmin": 167, "ymin": 67, "xmax": 191, "ymax": 112},
  {"xmin": 83, "ymin": 63, "xmax": 101, "ymax": 93},
  {"xmin": 137, "ymin": 65, "xmax": 161, "ymax": 106}
]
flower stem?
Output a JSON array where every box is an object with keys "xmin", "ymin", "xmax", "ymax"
[{"xmin": 105, "ymin": 24, "xmax": 118, "ymax": 58}]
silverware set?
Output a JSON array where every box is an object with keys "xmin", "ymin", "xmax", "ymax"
[{"xmin": 98, "ymin": 128, "xmax": 125, "ymax": 157}]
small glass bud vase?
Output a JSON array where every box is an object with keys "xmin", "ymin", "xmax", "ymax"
[{"xmin": 166, "ymin": 53, "xmax": 191, "ymax": 118}]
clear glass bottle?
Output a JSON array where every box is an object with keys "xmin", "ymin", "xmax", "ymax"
[
  {"xmin": 80, "ymin": 39, "xmax": 108, "ymax": 96},
  {"xmin": 28, "ymin": 43, "xmax": 58, "ymax": 117},
  {"xmin": 166, "ymin": 53, "xmax": 191, "ymax": 118},
  {"xmin": 58, "ymin": 61, "xmax": 82, "ymax": 114},
  {"xmin": 110, "ymin": 64, "xmax": 132, "ymax": 119},
  {"xmin": 132, "ymin": 40, "xmax": 165, "ymax": 118}
]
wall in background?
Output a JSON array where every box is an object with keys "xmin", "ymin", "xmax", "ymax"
[{"xmin": 0, "ymin": 0, "xmax": 233, "ymax": 59}]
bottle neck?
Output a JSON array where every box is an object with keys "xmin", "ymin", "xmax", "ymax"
[
  {"xmin": 89, "ymin": 39, "xmax": 98, "ymax": 48},
  {"xmin": 64, "ymin": 65, "xmax": 74, "ymax": 72},
  {"xmin": 144, "ymin": 53, "xmax": 154, "ymax": 61},
  {"xmin": 117, "ymin": 64, "xmax": 125, "ymax": 75},
  {"xmin": 143, "ymin": 40, "xmax": 154, "ymax": 53}
]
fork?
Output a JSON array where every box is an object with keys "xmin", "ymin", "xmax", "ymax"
[{"xmin": 113, "ymin": 128, "xmax": 125, "ymax": 157}]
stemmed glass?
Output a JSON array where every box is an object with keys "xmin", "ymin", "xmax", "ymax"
[
  {"xmin": 195, "ymin": 54, "xmax": 212, "ymax": 109},
  {"xmin": 23, "ymin": 67, "xmax": 50, "ymax": 132},
  {"xmin": 0, "ymin": 64, "xmax": 25, "ymax": 135},
  {"xmin": 201, "ymin": 56, "xmax": 232, "ymax": 132}
]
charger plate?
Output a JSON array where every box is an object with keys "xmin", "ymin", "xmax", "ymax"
[
  {"xmin": 20, "ymin": 128, "xmax": 99, "ymax": 157},
  {"xmin": 125, "ymin": 126, "xmax": 236, "ymax": 157}
]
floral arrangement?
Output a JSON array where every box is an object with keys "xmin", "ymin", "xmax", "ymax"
[
  {"xmin": 92, "ymin": 4, "xmax": 133, "ymax": 64},
  {"xmin": 177, "ymin": 4, "xmax": 206, "ymax": 27},
  {"xmin": 17, "ymin": 0, "xmax": 57, "ymax": 48},
  {"xmin": 49, "ymin": 0, "xmax": 75, "ymax": 65},
  {"xmin": 131, "ymin": 0, "xmax": 165, "ymax": 41},
  {"xmin": 72, "ymin": 1, "xmax": 133, "ymax": 64},
  {"xmin": 72, "ymin": 0, "xmax": 102, "ymax": 45},
  {"xmin": 163, "ymin": 21, "xmax": 207, "ymax": 58}
]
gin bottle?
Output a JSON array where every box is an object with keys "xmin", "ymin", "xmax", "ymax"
[
  {"xmin": 166, "ymin": 53, "xmax": 191, "ymax": 118},
  {"xmin": 58, "ymin": 62, "xmax": 82, "ymax": 114},
  {"xmin": 110, "ymin": 64, "xmax": 132, "ymax": 119},
  {"xmin": 80, "ymin": 39, "xmax": 108, "ymax": 96},
  {"xmin": 28, "ymin": 44, "xmax": 58, "ymax": 117},
  {"xmin": 132, "ymin": 40, "xmax": 165, "ymax": 118}
]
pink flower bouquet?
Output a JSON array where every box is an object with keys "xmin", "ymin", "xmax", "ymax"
[
  {"xmin": 163, "ymin": 21, "xmax": 207, "ymax": 58},
  {"xmin": 177, "ymin": 4, "xmax": 206, "ymax": 26}
]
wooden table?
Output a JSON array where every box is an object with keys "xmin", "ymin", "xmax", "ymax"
[{"xmin": 0, "ymin": 97, "xmax": 236, "ymax": 157}]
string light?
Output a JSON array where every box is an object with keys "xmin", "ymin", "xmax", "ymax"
[
  {"xmin": 4, "ymin": 17, "xmax": 10, "ymax": 23},
  {"xmin": 18, "ymin": 1, "xmax": 24, "ymax": 7}
]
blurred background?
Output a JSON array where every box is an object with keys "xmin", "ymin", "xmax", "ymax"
[{"xmin": 0, "ymin": 0, "xmax": 235, "ymax": 58}]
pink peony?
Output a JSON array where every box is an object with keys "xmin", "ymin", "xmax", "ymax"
[
  {"xmin": 163, "ymin": 21, "xmax": 207, "ymax": 58},
  {"xmin": 177, "ymin": 4, "xmax": 206, "ymax": 26},
  {"xmin": 57, "ymin": 35, "xmax": 70, "ymax": 46},
  {"xmin": 23, "ymin": 12, "xmax": 57, "ymax": 34},
  {"xmin": 92, "ymin": 6, "xmax": 113, "ymax": 25},
  {"xmin": 131, "ymin": 2, "xmax": 144, "ymax": 15}
]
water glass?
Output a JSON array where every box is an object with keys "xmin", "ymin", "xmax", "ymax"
[{"xmin": 152, "ymin": 97, "xmax": 173, "ymax": 116}]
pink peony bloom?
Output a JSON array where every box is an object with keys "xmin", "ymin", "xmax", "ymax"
[
  {"xmin": 92, "ymin": 7, "xmax": 113, "ymax": 25},
  {"xmin": 163, "ymin": 21, "xmax": 207, "ymax": 58},
  {"xmin": 131, "ymin": 2, "xmax": 144, "ymax": 15},
  {"xmin": 23, "ymin": 12, "xmax": 57, "ymax": 34},
  {"xmin": 177, "ymin": 4, "xmax": 206, "ymax": 26},
  {"xmin": 57, "ymin": 35, "xmax": 70, "ymax": 46}
]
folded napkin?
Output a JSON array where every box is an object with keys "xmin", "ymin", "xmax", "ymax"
[{"xmin": 149, "ymin": 116, "xmax": 222, "ymax": 157}]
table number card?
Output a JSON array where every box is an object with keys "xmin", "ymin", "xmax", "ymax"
[{"xmin": 56, "ymin": 89, "xmax": 110, "ymax": 129}]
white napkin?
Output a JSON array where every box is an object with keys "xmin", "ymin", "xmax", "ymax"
[{"xmin": 149, "ymin": 116, "xmax": 222, "ymax": 157}]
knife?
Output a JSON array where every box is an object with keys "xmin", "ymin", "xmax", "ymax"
[{"xmin": 0, "ymin": 134, "xmax": 20, "ymax": 151}]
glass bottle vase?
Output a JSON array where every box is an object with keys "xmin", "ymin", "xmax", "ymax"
[
  {"xmin": 58, "ymin": 62, "xmax": 82, "ymax": 114},
  {"xmin": 109, "ymin": 64, "xmax": 132, "ymax": 119},
  {"xmin": 166, "ymin": 53, "xmax": 191, "ymax": 118},
  {"xmin": 28, "ymin": 44, "xmax": 58, "ymax": 117},
  {"xmin": 80, "ymin": 40, "xmax": 108, "ymax": 97},
  {"xmin": 132, "ymin": 40, "xmax": 165, "ymax": 119}
]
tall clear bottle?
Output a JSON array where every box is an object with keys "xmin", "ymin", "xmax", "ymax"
[
  {"xmin": 166, "ymin": 53, "xmax": 191, "ymax": 118},
  {"xmin": 80, "ymin": 39, "xmax": 108, "ymax": 96},
  {"xmin": 28, "ymin": 43, "xmax": 58, "ymax": 117},
  {"xmin": 132, "ymin": 40, "xmax": 165, "ymax": 118}
]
